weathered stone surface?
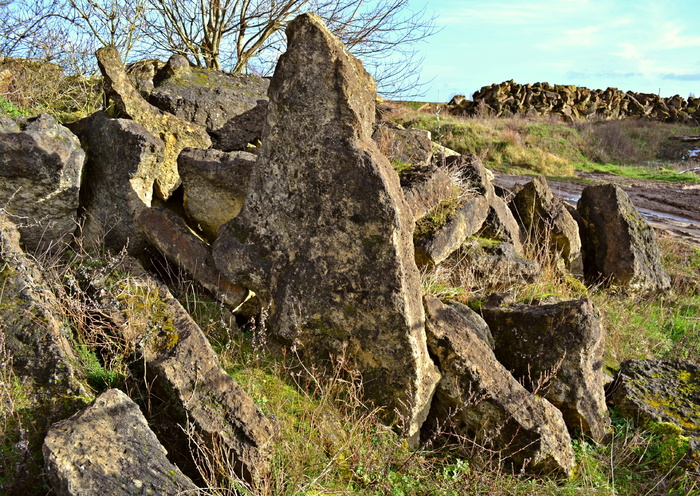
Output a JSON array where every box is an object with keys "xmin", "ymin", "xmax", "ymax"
[
  {"xmin": 510, "ymin": 176, "xmax": 583, "ymax": 277},
  {"xmin": 445, "ymin": 300, "xmax": 494, "ymax": 349},
  {"xmin": 423, "ymin": 296, "xmax": 575, "ymax": 476},
  {"xmin": 137, "ymin": 207, "xmax": 248, "ymax": 309},
  {"xmin": 373, "ymin": 123, "xmax": 434, "ymax": 168},
  {"xmin": 95, "ymin": 259, "xmax": 273, "ymax": 484},
  {"xmin": 212, "ymin": 13, "xmax": 440, "ymax": 441},
  {"xmin": 178, "ymin": 147, "xmax": 256, "ymax": 240},
  {"xmin": 70, "ymin": 111, "xmax": 165, "ymax": 253},
  {"xmin": 577, "ymin": 184, "xmax": 670, "ymax": 293},
  {"xmin": 0, "ymin": 213, "xmax": 92, "ymax": 494},
  {"xmin": 415, "ymin": 194, "xmax": 489, "ymax": 266},
  {"xmin": 400, "ymin": 163, "xmax": 457, "ymax": 221},
  {"xmin": 448, "ymin": 155, "xmax": 525, "ymax": 253},
  {"xmin": 455, "ymin": 239, "xmax": 540, "ymax": 289},
  {"xmin": 0, "ymin": 115, "xmax": 19, "ymax": 132},
  {"xmin": 0, "ymin": 113, "xmax": 85, "ymax": 252},
  {"xmin": 126, "ymin": 58, "xmax": 165, "ymax": 97},
  {"xmin": 150, "ymin": 55, "xmax": 269, "ymax": 151},
  {"xmin": 43, "ymin": 388, "xmax": 199, "ymax": 496},
  {"xmin": 481, "ymin": 298, "xmax": 609, "ymax": 441},
  {"xmin": 96, "ymin": 46, "xmax": 211, "ymax": 199},
  {"xmin": 0, "ymin": 213, "xmax": 89, "ymax": 403},
  {"xmin": 609, "ymin": 359, "xmax": 700, "ymax": 438}
]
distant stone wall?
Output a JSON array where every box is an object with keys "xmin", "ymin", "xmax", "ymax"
[{"xmin": 448, "ymin": 80, "xmax": 700, "ymax": 122}]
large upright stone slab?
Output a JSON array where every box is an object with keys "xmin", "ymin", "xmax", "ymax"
[
  {"xmin": 0, "ymin": 113, "xmax": 85, "ymax": 252},
  {"xmin": 71, "ymin": 111, "xmax": 165, "ymax": 253},
  {"xmin": 577, "ymin": 184, "xmax": 670, "ymax": 293},
  {"xmin": 96, "ymin": 46, "xmax": 211, "ymax": 199},
  {"xmin": 213, "ymin": 14, "xmax": 440, "ymax": 441}
]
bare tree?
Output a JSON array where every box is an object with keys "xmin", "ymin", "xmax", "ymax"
[
  {"xmin": 0, "ymin": 0, "xmax": 70, "ymax": 61},
  {"xmin": 66, "ymin": 0, "xmax": 148, "ymax": 61},
  {"xmin": 144, "ymin": 0, "xmax": 311, "ymax": 71},
  {"xmin": 140, "ymin": 0, "xmax": 435, "ymax": 96}
]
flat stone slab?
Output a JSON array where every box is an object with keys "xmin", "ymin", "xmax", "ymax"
[{"xmin": 43, "ymin": 389, "xmax": 199, "ymax": 496}]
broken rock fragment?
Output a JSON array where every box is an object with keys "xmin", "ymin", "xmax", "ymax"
[
  {"xmin": 423, "ymin": 296, "xmax": 575, "ymax": 476},
  {"xmin": 481, "ymin": 298, "xmax": 609, "ymax": 441},
  {"xmin": 43, "ymin": 388, "xmax": 199, "ymax": 496},
  {"xmin": 95, "ymin": 46, "xmax": 211, "ymax": 199}
]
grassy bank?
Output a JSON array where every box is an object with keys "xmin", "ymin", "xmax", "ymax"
[{"xmin": 389, "ymin": 106, "xmax": 700, "ymax": 183}]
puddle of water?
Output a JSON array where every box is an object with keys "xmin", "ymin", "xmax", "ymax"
[{"xmin": 558, "ymin": 194, "xmax": 697, "ymax": 225}]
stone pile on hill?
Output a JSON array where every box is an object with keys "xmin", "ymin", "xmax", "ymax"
[
  {"xmin": 0, "ymin": 12, "xmax": 694, "ymax": 495},
  {"xmin": 448, "ymin": 80, "xmax": 700, "ymax": 122}
]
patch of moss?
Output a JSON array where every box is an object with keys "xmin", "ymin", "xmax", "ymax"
[{"xmin": 414, "ymin": 194, "xmax": 463, "ymax": 240}]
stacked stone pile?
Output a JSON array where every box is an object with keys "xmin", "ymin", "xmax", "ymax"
[
  {"xmin": 1, "ymin": 14, "xmax": 698, "ymax": 495},
  {"xmin": 449, "ymin": 80, "xmax": 700, "ymax": 122}
]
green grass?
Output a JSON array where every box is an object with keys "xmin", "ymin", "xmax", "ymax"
[
  {"xmin": 577, "ymin": 161, "xmax": 700, "ymax": 183},
  {"xmin": 391, "ymin": 105, "xmax": 700, "ymax": 183},
  {"xmin": 0, "ymin": 96, "xmax": 35, "ymax": 118}
]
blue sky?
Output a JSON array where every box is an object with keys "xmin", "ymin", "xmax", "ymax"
[{"xmin": 409, "ymin": 0, "xmax": 700, "ymax": 102}]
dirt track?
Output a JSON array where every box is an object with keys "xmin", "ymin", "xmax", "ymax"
[{"xmin": 493, "ymin": 171, "xmax": 700, "ymax": 247}]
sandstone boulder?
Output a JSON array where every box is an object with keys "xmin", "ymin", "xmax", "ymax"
[
  {"xmin": 70, "ymin": 111, "xmax": 165, "ymax": 253},
  {"xmin": 178, "ymin": 147, "xmax": 256, "ymax": 240},
  {"xmin": 444, "ymin": 300, "xmax": 494, "ymax": 349},
  {"xmin": 96, "ymin": 46, "xmax": 211, "ymax": 199},
  {"xmin": 212, "ymin": 13, "xmax": 440, "ymax": 442},
  {"xmin": 577, "ymin": 184, "xmax": 670, "ymax": 293},
  {"xmin": 415, "ymin": 194, "xmax": 489, "ymax": 266},
  {"xmin": 609, "ymin": 359, "xmax": 700, "ymax": 439},
  {"xmin": 481, "ymin": 298, "xmax": 609, "ymax": 441},
  {"xmin": 423, "ymin": 296, "xmax": 575, "ymax": 476},
  {"xmin": 0, "ymin": 213, "xmax": 89, "ymax": 402},
  {"xmin": 137, "ymin": 207, "xmax": 248, "ymax": 309},
  {"xmin": 510, "ymin": 176, "xmax": 583, "ymax": 277},
  {"xmin": 43, "ymin": 388, "xmax": 199, "ymax": 496},
  {"xmin": 109, "ymin": 261, "xmax": 273, "ymax": 484},
  {"xmin": 0, "ymin": 113, "xmax": 85, "ymax": 252},
  {"xmin": 150, "ymin": 54, "xmax": 269, "ymax": 151},
  {"xmin": 455, "ymin": 239, "xmax": 540, "ymax": 289}
]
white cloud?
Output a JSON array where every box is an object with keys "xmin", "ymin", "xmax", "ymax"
[
  {"xmin": 616, "ymin": 43, "xmax": 643, "ymax": 60},
  {"xmin": 660, "ymin": 26, "xmax": 700, "ymax": 49}
]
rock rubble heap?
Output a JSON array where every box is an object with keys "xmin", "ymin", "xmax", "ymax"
[
  {"xmin": 449, "ymin": 80, "xmax": 700, "ymax": 122},
  {"xmin": 0, "ymin": 12, "xmax": 694, "ymax": 496}
]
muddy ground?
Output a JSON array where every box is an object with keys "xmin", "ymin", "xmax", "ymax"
[{"xmin": 493, "ymin": 171, "xmax": 700, "ymax": 247}]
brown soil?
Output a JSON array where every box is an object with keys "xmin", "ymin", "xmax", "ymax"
[{"xmin": 493, "ymin": 170, "xmax": 700, "ymax": 247}]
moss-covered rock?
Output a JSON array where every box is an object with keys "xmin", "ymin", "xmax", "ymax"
[{"xmin": 610, "ymin": 359, "xmax": 700, "ymax": 441}]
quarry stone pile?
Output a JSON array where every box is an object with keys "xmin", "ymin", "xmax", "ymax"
[
  {"xmin": 1, "ymin": 12, "xmax": 696, "ymax": 495},
  {"xmin": 449, "ymin": 80, "xmax": 700, "ymax": 123}
]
